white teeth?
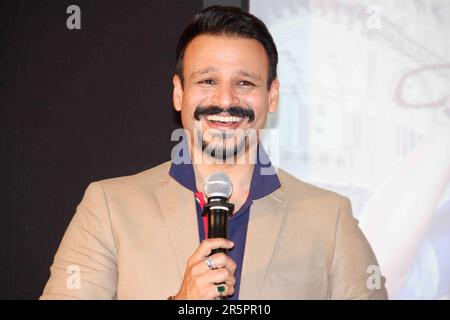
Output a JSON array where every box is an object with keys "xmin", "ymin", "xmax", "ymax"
[{"xmin": 206, "ymin": 115, "xmax": 242, "ymax": 123}]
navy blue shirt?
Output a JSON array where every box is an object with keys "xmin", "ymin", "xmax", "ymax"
[{"xmin": 168, "ymin": 146, "xmax": 281, "ymax": 300}]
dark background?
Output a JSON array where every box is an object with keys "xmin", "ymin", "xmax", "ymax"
[{"xmin": 0, "ymin": 0, "xmax": 247, "ymax": 299}]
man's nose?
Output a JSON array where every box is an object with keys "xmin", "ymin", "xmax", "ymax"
[{"xmin": 211, "ymin": 83, "xmax": 240, "ymax": 109}]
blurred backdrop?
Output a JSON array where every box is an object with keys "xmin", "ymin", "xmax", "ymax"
[
  {"xmin": 0, "ymin": 0, "xmax": 204, "ymax": 299},
  {"xmin": 254, "ymin": 0, "xmax": 450, "ymax": 299}
]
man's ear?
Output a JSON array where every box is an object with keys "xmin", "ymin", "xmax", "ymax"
[
  {"xmin": 268, "ymin": 78, "xmax": 280, "ymax": 113},
  {"xmin": 172, "ymin": 74, "xmax": 183, "ymax": 112}
]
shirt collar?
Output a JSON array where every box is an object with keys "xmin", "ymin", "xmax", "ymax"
[{"xmin": 169, "ymin": 144, "xmax": 281, "ymax": 200}]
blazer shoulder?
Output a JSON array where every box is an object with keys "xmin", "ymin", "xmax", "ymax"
[
  {"xmin": 276, "ymin": 168, "xmax": 343, "ymax": 203},
  {"xmin": 91, "ymin": 160, "xmax": 172, "ymax": 193}
]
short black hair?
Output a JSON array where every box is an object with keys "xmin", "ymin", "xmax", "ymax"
[{"xmin": 175, "ymin": 5, "xmax": 278, "ymax": 88}]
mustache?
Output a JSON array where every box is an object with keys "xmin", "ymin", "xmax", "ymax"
[{"xmin": 194, "ymin": 105, "xmax": 255, "ymax": 123}]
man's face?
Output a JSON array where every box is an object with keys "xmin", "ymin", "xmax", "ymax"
[{"xmin": 173, "ymin": 34, "xmax": 279, "ymax": 161}]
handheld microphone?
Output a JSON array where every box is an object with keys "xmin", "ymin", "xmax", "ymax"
[{"xmin": 203, "ymin": 172, "xmax": 234, "ymax": 255}]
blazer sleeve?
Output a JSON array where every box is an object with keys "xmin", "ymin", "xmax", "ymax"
[
  {"xmin": 329, "ymin": 196, "xmax": 388, "ymax": 300},
  {"xmin": 40, "ymin": 182, "xmax": 118, "ymax": 300}
]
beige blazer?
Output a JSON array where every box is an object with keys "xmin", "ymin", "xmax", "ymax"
[{"xmin": 40, "ymin": 161, "xmax": 387, "ymax": 299}]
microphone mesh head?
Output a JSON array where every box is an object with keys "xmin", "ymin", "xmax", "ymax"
[{"xmin": 203, "ymin": 172, "xmax": 233, "ymax": 199}]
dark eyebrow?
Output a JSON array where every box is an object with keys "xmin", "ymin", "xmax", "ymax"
[
  {"xmin": 190, "ymin": 66, "xmax": 262, "ymax": 82},
  {"xmin": 190, "ymin": 66, "xmax": 219, "ymax": 78},
  {"xmin": 236, "ymin": 69, "xmax": 262, "ymax": 81}
]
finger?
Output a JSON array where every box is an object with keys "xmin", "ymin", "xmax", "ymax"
[
  {"xmin": 191, "ymin": 254, "xmax": 236, "ymax": 277},
  {"xmin": 223, "ymin": 275, "xmax": 236, "ymax": 288},
  {"xmin": 191, "ymin": 257, "xmax": 214, "ymax": 277},
  {"xmin": 211, "ymin": 252, "xmax": 236, "ymax": 274},
  {"xmin": 206, "ymin": 283, "xmax": 234, "ymax": 299},
  {"xmin": 198, "ymin": 268, "xmax": 234, "ymax": 286},
  {"xmin": 204, "ymin": 253, "xmax": 236, "ymax": 274},
  {"xmin": 192, "ymin": 238, "xmax": 234, "ymax": 261}
]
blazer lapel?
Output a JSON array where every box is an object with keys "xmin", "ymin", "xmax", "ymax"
[
  {"xmin": 239, "ymin": 189, "xmax": 287, "ymax": 299},
  {"xmin": 155, "ymin": 176, "xmax": 200, "ymax": 281}
]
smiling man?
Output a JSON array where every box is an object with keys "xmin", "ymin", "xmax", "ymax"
[{"xmin": 41, "ymin": 6, "xmax": 387, "ymax": 300}]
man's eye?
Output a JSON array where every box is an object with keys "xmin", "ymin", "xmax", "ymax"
[
  {"xmin": 238, "ymin": 80, "xmax": 255, "ymax": 86},
  {"xmin": 199, "ymin": 79, "xmax": 215, "ymax": 85}
]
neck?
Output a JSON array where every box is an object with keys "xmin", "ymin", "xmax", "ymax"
[{"xmin": 191, "ymin": 143, "xmax": 258, "ymax": 210}]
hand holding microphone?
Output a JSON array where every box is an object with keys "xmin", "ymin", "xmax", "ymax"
[{"xmin": 173, "ymin": 172, "xmax": 236, "ymax": 300}]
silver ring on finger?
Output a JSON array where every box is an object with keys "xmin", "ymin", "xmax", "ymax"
[{"xmin": 204, "ymin": 256, "xmax": 217, "ymax": 270}]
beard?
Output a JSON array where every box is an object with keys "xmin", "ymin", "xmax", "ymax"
[
  {"xmin": 201, "ymin": 134, "xmax": 248, "ymax": 162},
  {"xmin": 195, "ymin": 122, "xmax": 250, "ymax": 163}
]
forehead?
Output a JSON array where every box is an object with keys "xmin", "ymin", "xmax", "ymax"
[{"xmin": 183, "ymin": 34, "xmax": 269, "ymax": 80}]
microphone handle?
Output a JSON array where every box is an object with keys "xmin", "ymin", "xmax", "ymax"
[
  {"xmin": 208, "ymin": 206, "xmax": 228, "ymax": 255},
  {"xmin": 205, "ymin": 202, "xmax": 234, "ymax": 301},
  {"xmin": 205, "ymin": 201, "xmax": 234, "ymax": 255}
]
